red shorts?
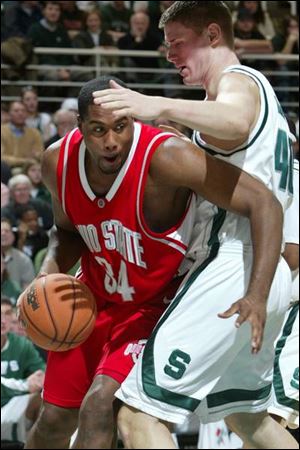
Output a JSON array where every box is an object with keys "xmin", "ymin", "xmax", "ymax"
[{"xmin": 43, "ymin": 301, "xmax": 166, "ymax": 408}]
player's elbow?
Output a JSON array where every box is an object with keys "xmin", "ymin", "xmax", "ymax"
[
  {"xmin": 232, "ymin": 118, "xmax": 251, "ymax": 140},
  {"xmin": 250, "ymin": 187, "xmax": 283, "ymax": 226}
]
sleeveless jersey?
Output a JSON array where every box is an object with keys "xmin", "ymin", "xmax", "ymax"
[
  {"xmin": 190, "ymin": 64, "xmax": 294, "ymax": 261},
  {"xmin": 57, "ymin": 122, "xmax": 195, "ymax": 309}
]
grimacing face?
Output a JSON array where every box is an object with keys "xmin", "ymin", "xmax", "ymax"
[
  {"xmin": 165, "ymin": 21, "xmax": 211, "ymax": 86},
  {"xmin": 79, "ymin": 105, "xmax": 134, "ymax": 176}
]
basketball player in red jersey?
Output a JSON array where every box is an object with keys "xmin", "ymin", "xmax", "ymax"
[{"xmin": 24, "ymin": 76, "xmax": 283, "ymax": 449}]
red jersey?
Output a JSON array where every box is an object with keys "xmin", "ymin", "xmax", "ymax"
[{"xmin": 57, "ymin": 122, "xmax": 195, "ymax": 309}]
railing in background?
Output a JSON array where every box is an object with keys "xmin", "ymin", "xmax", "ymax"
[{"xmin": 1, "ymin": 47, "xmax": 298, "ymax": 112}]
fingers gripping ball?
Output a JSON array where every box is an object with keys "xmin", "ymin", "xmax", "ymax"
[{"xmin": 17, "ymin": 274, "xmax": 97, "ymax": 351}]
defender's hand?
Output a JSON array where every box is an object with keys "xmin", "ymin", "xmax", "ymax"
[
  {"xmin": 218, "ymin": 296, "xmax": 267, "ymax": 354},
  {"xmin": 93, "ymin": 80, "xmax": 163, "ymax": 121}
]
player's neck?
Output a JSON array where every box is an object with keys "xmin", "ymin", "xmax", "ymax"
[
  {"xmin": 86, "ymin": 156, "xmax": 120, "ymax": 197},
  {"xmin": 204, "ymin": 47, "xmax": 239, "ymax": 99}
]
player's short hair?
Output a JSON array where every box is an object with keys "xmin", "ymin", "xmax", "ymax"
[
  {"xmin": 78, "ymin": 76, "xmax": 127, "ymax": 121},
  {"xmin": 159, "ymin": 1, "xmax": 234, "ymax": 49}
]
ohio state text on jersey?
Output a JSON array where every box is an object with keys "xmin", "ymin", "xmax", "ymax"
[{"xmin": 57, "ymin": 122, "xmax": 196, "ymax": 308}]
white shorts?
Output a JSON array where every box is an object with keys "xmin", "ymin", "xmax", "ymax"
[
  {"xmin": 268, "ymin": 303, "xmax": 299, "ymax": 429},
  {"xmin": 116, "ymin": 248, "xmax": 292, "ymax": 424},
  {"xmin": 1, "ymin": 394, "xmax": 30, "ymax": 442}
]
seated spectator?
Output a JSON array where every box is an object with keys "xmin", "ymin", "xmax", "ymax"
[
  {"xmin": 60, "ymin": 98, "xmax": 78, "ymax": 114},
  {"xmin": 10, "ymin": 306, "xmax": 27, "ymax": 338},
  {"xmin": 60, "ymin": 1, "xmax": 85, "ymax": 39},
  {"xmin": 3, "ymin": 1, "xmax": 42, "ymax": 39},
  {"xmin": 233, "ymin": 8, "xmax": 273, "ymax": 70},
  {"xmin": 72, "ymin": 8, "xmax": 115, "ymax": 69},
  {"xmin": 118, "ymin": 11, "xmax": 163, "ymax": 87},
  {"xmin": 16, "ymin": 206, "xmax": 49, "ymax": 261},
  {"xmin": 100, "ymin": 0, "xmax": 132, "ymax": 44},
  {"xmin": 1, "ymin": 297, "xmax": 45, "ymax": 444},
  {"xmin": 271, "ymin": 15, "xmax": 299, "ymax": 113},
  {"xmin": 76, "ymin": 1, "xmax": 98, "ymax": 13},
  {"xmin": 1, "ymin": 174, "xmax": 53, "ymax": 231},
  {"xmin": 147, "ymin": 1, "xmax": 174, "ymax": 35},
  {"xmin": 232, "ymin": 1, "xmax": 276, "ymax": 39},
  {"xmin": 21, "ymin": 86, "xmax": 57, "ymax": 144},
  {"xmin": 1, "ymin": 103, "xmax": 10, "ymax": 124},
  {"xmin": 44, "ymin": 108, "xmax": 78, "ymax": 147},
  {"xmin": 23, "ymin": 159, "xmax": 52, "ymax": 205},
  {"xmin": 27, "ymin": 1, "xmax": 88, "ymax": 97},
  {"xmin": 1, "ymin": 101, "xmax": 44, "ymax": 169},
  {"xmin": 1, "ymin": 218, "xmax": 35, "ymax": 291},
  {"xmin": 1, "ymin": 254, "xmax": 22, "ymax": 306}
]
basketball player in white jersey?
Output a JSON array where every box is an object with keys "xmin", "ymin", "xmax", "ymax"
[
  {"xmin": 93, "ymin": 2, "xmax": 298, "ymax": 448},
  {"xmin": 268, "ymin": 158, "xmax": 299, "ymax": 430}
]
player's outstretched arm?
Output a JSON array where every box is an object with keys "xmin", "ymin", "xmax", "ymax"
[
  {"xmin": 152, "ymin": 137, "xmax": 283, "ymax": 354},
  {"xmin": 93, "ymin": 74, "xmax": 256, "ymax": 143}
]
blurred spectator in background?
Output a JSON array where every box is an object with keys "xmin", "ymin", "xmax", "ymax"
[
  {"xmin": 10, "ymin": 306, "xmax": 27, "ymax": 338},
  {"xmin": 44, "ymin": 108, "xmax": 78, "ymax": 147},
  {"xmin": 60, "ymin": 0, "xmax": 85, "ymax": 39},
  {"xmin": 1, "ymin": 182, "xmax": 10, "ymax": 208},
  {"xmin": 132, "ymin": 1, "xmax": 148, "ymax": 14},
  {"xmin": 272, "ymin": 15, "xmax": 299, "ymax": 113},
  {"xmin": 23, "ymin": 159, "xmax": 52, "ymax": 205},
  {"xmin": 147, "ymin": 1, "xmax": 174, "ymax": 35},
  {"xmin": 15, "ymin": 206, "xmax": 49, "ymax": 262},
  {"xmin": 1, "ymin": 174, "xmax": 53, "ymax": 231},
  {"xmin": 3, "ymin": 1, "xmax": 42, "ymax": 39},
  {"xmin": 1, "ymin": 218, "xmax": 35, "ymax": 291},
  {"xmin": 233, "ymin": 8, "xmax": 273, "ymax": 69},
  {"xmin": 21, "ymin": 86, "xmax": 57, "ymax": 144},
  {"xmin": 1, "ymin": 254, "xmax": 22, "ymax": 306},
  {"xmin": 76, "ymin": 1, "xmax": 98, "ymax": 12},
  {"xmin": 60, "ymin": 98, "xmax": 78, "ymax": 113},
  {"xmin": 72, "ymin": 8, "xmax": 115, "ymax": 70},
  {"xmin": 100, "ymin": 0, "xmax": 132, "ymax": 44},
  {"xmin": 118, "ymin": 11, "xmax": 163, "ymax": 88},
  {"xmin": 233, "ymin": 1, "xmax": 275, "ymax": 39},
  {"xmin": 26, "ymin": 1, "xmax": 74, "ymax": 84},
  {"xmin": 1, "ymin": 297, "xmax": 45, "ymax": 444},
  {"xmin": 1, "ymin": 103, "xmax": 10, "ymax": 124},
  {"xmin": 1, "ymin": 101, "xmax": 44, "ymax": 169},
  {"xmin": 27, "ymin": 1, "xmax": 89, "ymax": 97}
]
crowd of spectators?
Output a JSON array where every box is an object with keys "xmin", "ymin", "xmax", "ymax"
[{"xmin": 0, "ymin": 1, "xmax": 299, "ymax": 448}]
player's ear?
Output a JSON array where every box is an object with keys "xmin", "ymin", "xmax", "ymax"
[
  {"xmin": 77, "ymin": 114, "xmax": 82, "ymax": 131},
  {"xmin": 207, "ymin": 23, "xmax": 221, "ymax": 47}
]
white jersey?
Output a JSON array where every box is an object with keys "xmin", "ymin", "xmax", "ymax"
[{"xmin": 191, "ymin": 64, "xmax": 294, "ymax": 261}]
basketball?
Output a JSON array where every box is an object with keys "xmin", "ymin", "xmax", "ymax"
[{"xmin": 17, "ymin": 273, "xmax": 97, "ymax": 352}]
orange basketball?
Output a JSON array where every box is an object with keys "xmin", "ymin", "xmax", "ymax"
[{"xmin": 17, "ymin": 273, "xmax": 97, "ymax": 352}]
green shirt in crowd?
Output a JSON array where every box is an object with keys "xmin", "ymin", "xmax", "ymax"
[{"xmin": 1, "ymin": 332, "xmax": 46, "ymax": 407}]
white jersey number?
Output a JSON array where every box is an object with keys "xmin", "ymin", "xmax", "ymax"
[
  {"xmin": 275, "ymin": 128, "xmax": 293, "ymax": 194},
  {"xmin": 95, "ymin": 257, "xmax": 135, "ymax": 301}
]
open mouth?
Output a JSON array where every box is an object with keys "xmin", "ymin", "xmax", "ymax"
[{"xmin": 104, "ymin": 155, "xmax": 118, "ymax": 164}]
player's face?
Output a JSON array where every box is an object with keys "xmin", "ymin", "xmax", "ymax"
[
  {"xmin": 164, "ymin": 21, "xmax": 211, "ymax": 86},
  {"xmin": 79, "ymin": 105, "xmax": 134, "ymax": 175}
]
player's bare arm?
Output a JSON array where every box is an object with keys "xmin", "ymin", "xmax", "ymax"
[
  {"xmin": 153, "ymin": 137, "xmax": 283, "ymax": 353},
  {"xmin": 39, "ymin": 141, "xmax": 87, "ymax": 275},
  {"xmin": 93, "ymin": 73, "xmax": 259, "ymax": 147}
]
